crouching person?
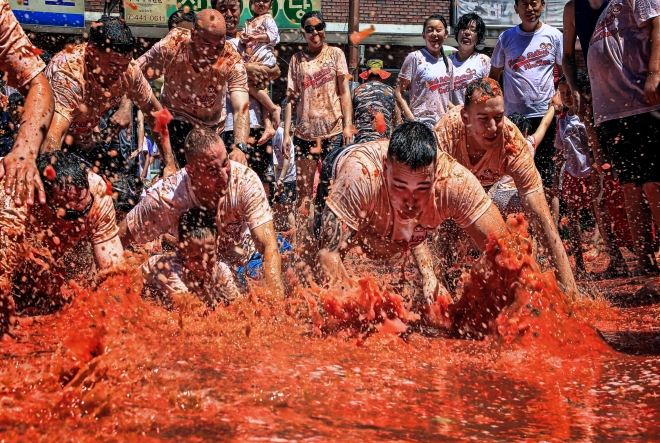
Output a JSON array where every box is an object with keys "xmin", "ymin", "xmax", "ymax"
[
  {"xmin": 141, "ymin": 208, "xmax": 241, "ymax": 310},
  {"xmin": 0, "ymin": 151, "xmax": 124, "ymax": 335}
]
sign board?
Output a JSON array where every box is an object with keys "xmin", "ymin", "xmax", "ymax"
[
  {"xmin": 452, "ymin": 0, "xmax": 567, "ymax": 28},
  {"xmin": 126, "ymin": 0, "xmax": 319, "ymax": 29},
  {"xmin": 9, "ymin": 0, "xmax": 85, "ymax": 27}
]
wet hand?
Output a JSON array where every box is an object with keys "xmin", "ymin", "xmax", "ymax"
[
  {"xmin": 0, "ymin": 149, "xmax": 45, "ymax": 206},
  {"xmin": 228, "ymin": 148, "xmax": 248, "ymax": 166},
  {"xmin": 644, "ymin": 72, "xmax": 660, "ymax": 105},
  {"xmin": 342, "ymin": 127, "xmax": 353, "ymax": 145}
]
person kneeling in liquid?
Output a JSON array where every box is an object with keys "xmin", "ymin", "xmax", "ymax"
[
  {"xmin": 141, "ymin": 208, "xmax": 240, "ymax": 310},
  {"xmin": 315, "ymin": 120, "xmax": 509, "ymax": 304}
]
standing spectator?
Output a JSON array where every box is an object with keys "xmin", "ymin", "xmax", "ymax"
[
  {"xmin": 588, "ymin": 0, "xmax": 660, "ymax": 280},
  {"xmin": 270, "ymin": 121, "xmax": 297, "ymax": 233},
  {"xmin": 395, "ymin": 13, "xmax": 453, "ymax": 129},
  {"xmin": 283, "ymin": 11, "xmax": 353, "ymax": 224},
  {"xmin": 450, "ymin": 13, "xmax": 491, "ymax": 105},
  {"xmin": 353, "ymin": 59, "xmax": 396, "ymax": 144},
  {"xmin": 489, "ymin": 0, "xmax": 563, "ymax": 188},
  {"xmin": 137, "ymin": 9, "xmax": 249, "ymax": 168}
]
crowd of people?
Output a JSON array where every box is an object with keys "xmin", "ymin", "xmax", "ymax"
[{"xmin": 0, "ymin": 0, "xmax": 659, "ymax": 335}]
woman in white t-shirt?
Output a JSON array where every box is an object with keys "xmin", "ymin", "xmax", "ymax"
[
  {"xmin": 449, "ymin": 13, "xmax": 491, "ymax": 105},
  {"xmin": 395, "ymin": 14, "xmax": 454, "ymax": 128}
]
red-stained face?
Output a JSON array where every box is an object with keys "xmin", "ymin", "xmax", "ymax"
[
  {"xmin": 191, "ymin": 25, "xmax": 226, "ymax": 64},
  {"xmin": 48, "ymin": 184, "xmax": 93, "ymax": 220},
  {"xmin": 302, "ymin": 17, "xmax": 326, "ymax": 51},
  {"xmin": 185, "ymin": 140, "xmax": 231, "ymax": 199},
  {"xmin": 462, "ymin": 94, "xmax": 506, "ymax": 150},
  {"xmin": 384, "ymin": 159, "xmax": 436, "ymax": 220},
  {"xmin": 86, "ymin": 44, "xmax": 132, "ymax": 84},
  {"xmin": 422, "ymin": 19, "xmax": 448, "ymax": 55},
  {"xmin": 179, "ymin": 235, "xmax": 217, "ymax": 280},
  {"xmin": 214, "ymin": 0, "xmax": 241, "ymax": 34}
]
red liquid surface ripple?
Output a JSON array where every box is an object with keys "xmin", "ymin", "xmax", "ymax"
[{"xmin": 1, "ymin": 216, "xmax": 660, "ymax": 441}]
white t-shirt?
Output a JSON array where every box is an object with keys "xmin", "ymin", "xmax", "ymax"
[
  {"xmin": 587, "ymin": 0, "xmax": 660, "ymax": 124},
  {"xmin": 125, "ymin": 164, "xmax": 272, "ymax": 266},
  {"xmin": 271, "ymin": 127, "xmax": 296, "ymax": 183},
  {"xmin": 449, "ymin": 52, "xmax": 491, "ymax": 105},
  {"xmin": 554, "ymin": 113, "xmax": 593, "ymax": 179},
  {"xmin": 224, "ymin": 36, "xmax": 264, "ymax": 131},
  {"xmin": 491, "ymin": 23, "xmax": 563, "ymax": 117},
  {"xmin": 399, "ymin": 48, "xmax": 454, "ymax": 126}
]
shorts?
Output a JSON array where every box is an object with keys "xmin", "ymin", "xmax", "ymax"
[
  {"xmin": 293, "ymin": 134, "xmax": 343, "ymax": 161},
  {"xmin": 270, "ymin": 181, "xmax": 298, "ymax": 205},
  {"xmin": 562, "ymin": 173, "xmax": 593, "ymax": 210},
  {"xmin": 168, "ymin": 119, "xmax": 195, "ymax": 168},
  {"xmin": 222, "ymin": 128, "xmax": 275, "ymax": 183},
  {"xmin": 313, "ymin": 144, "xmax": 350, "ymax": 238},
  {"xmin": 599, "ymin": 112, "xmax": 660, "ymax": 186},
  {"xmin": 527, "ymin": 116, "xmax": 557, "ymax": 188}
]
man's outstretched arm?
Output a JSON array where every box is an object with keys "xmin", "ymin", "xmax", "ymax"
[
  {"xmin": 250, "ymin": 220, "xmax": 285, "ymax": 299},
  {"xmin": 317, "ymin": 208, "xmax": 356, "ymax": 288},
  {"xmin": 0, "ymin": 72, "xmax": 54, "ymax": 206}
]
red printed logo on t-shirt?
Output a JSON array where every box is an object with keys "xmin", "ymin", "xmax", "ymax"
[
  {"xmin": 508, "ymin": 44, "xmax": 554, "ymax": 71},
  {"xmin": 427, "ymin": 75, "xmax": 452, "ymax": 93}
]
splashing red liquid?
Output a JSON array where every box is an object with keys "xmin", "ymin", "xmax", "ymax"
[{"xmin": 43, "ymin": 164, "xmax": 56, "ymax": 180}]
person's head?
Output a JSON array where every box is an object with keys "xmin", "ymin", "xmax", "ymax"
[
  {"xmin": 514, "ymin": 0, "xmax": 546, "ymax": 28},
  {"xmin": 36, "ymin": 151, "xmax": 93, "ymax": 221},
  {"xmin": 8, "ymin": 93, "xmax": 24, "ymax": 124},
  {"xmin": 454, "ymin": 13, "xmax": 485, "ymax": 53},
  {"xmin": 385, "ymin": 121, "xmax": 437, "ymax": 220},
  {"xmin": 168, "ymin": 8, "xmax": 195, "ymax": 30},
  {"xmin": 250, "ymin": 0, "xmax": 272, "ymax": 17},
  {"xmin": 178, "ymin": 208, "xmax": 218, "ymax": 279},
  {"xmin": 40, "ymin": 50, "xmax": 53, "ymax": 66},
  {"xmin": 557, "ymin": 70, "xmax": 590, "ymax": 110},
  {"xmin": 87, "ymin": 16, "xmax": 136, "ymax": 83},
  {"xmin": 508, "ymin": 113, "xmax": 532, "ymax": 138},
  {"xmin": 300, "ymin": 11, "xmax": 326, "ymax": 52},
  {"xmin": 184, "ymin": 127, "xmax": 231, "ymax": 197},
  {"xmin": 190, "ymin": 9, "xmax": 227, "ymax": 64},
  {"xmin": 461, "ymin": 77, "xmax": 506, "ymax": 150},
  {"xmin": 422, "ymin": 13, "xmax": 448, "ymax": 55},
  {"xmin": 212, "ymin": 0, "xmax": 241, "ymax": 34}
]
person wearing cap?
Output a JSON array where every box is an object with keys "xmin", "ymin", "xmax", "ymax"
[{"xmin": 353, "ymin": 59, "xmax": 397, "ymax": 144}]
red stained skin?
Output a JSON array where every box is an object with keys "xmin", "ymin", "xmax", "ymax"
[{"xmin": 151, "ymin": 108, "xmax": 173, "ymax": 136}]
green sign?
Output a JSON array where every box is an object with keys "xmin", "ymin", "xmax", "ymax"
[{"xmin": 240, "ymin": 0, "xmax": 320, "ymax": 30}]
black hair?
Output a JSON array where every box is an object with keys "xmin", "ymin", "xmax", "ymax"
[
  {"xmin": 300, "ymin": 11, "xmax": 325, "ymax": 28},
  {"xmin": 508, "ymin": 113, "xmax": 532, "ymax": 136},
  {"xmin": 514, "ymin": 0, "xmax": 545, "ymax": 4},
  {"xmin": 464, "ymin": 77, "xmax": 503, "ymax": 109},
  {"xmin": 8, "ymin": 93, "xmax": 23, "ymax": 108},
  {"xmin": 89, "ymin": 16, "xmax": 136, "ymax": 55},
  {"xmin": 557, "ymin": 69, "xmax": 591, "ymax": 94},
  {"xmin": 36, "ymin": 151, "xmax": 89, "ymax": 198},
  {"xmin": 168, "ymin": 8, "xmax": 195, "ymax": 30},
  {"xmin": 388, "ymin": 121, "xmax": 437, "ymax": 171},
  {"xmin": 423, "ymin": 13, "xmax": 448, "ymax": 32},
  {"xmin": 39, "ymin": 50, "xmax": 53, "ymax": 66},
  {"xmin": 178, "ymin": 208, "xmax": 218, "ymax": 243},
  {"xmin": 454, "ymin": 13, "xmax": 486, "ymax": 47}
]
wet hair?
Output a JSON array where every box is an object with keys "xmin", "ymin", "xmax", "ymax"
[
  {"xmin": 464, "ymin": 77, "xmax": 503, "ymax": 109},
  {"xmin": 454, "ymin": 13, "xmax": 486, "ymax": 47},
  {"xmin": 184, "ymin": 127, "xmax": 225, "ymax": 161},
  {"xmin": 168, "ymin": 8, "xmax": 195, "ymax": 30},
  {"xmin": 558, "ymin": 69, "xmax": 591, "ymax": 95},
  {"xmin": 211, "ymin": 0, "xmax": 238, "ymax": 10},
  {"xmin": 300, "ymin": 11, "xmax": 325, "ymax": 28},
  {"xmin": 39, "ymin": 50, "xmax": 53, "ymax": 66},
  {"xmin": 508, "ymin": 113, "xmax": 532, "ymax": 136},
  {"xmin": 514, "ymin": 0, "xmax": 545, "ymax": 4},
  {"xmin": 36, "ymin": 151, "xmax": 89, "ymax": 198},
  {"xmin": 178, "ymin": 208, "xmax": 218, "ymax": 243},
  {"xmin": 388, "ymin": 120, "xmax": 437, "ymax": 171},
  {"xmin": 88, "ymin": 16, "xmax": 136, "ymax": 55},
  {"xmin": 8, "ymin": 93, "xmax": 23, "ymax": 108},
  {"xmin": 423, "ymin": 13, "xmax": 448, "ymax": 32}
]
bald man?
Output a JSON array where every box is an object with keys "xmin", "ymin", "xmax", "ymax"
[{"xmin": 137, "ymin": 9, "xmax": 250, "ymax": 167}]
